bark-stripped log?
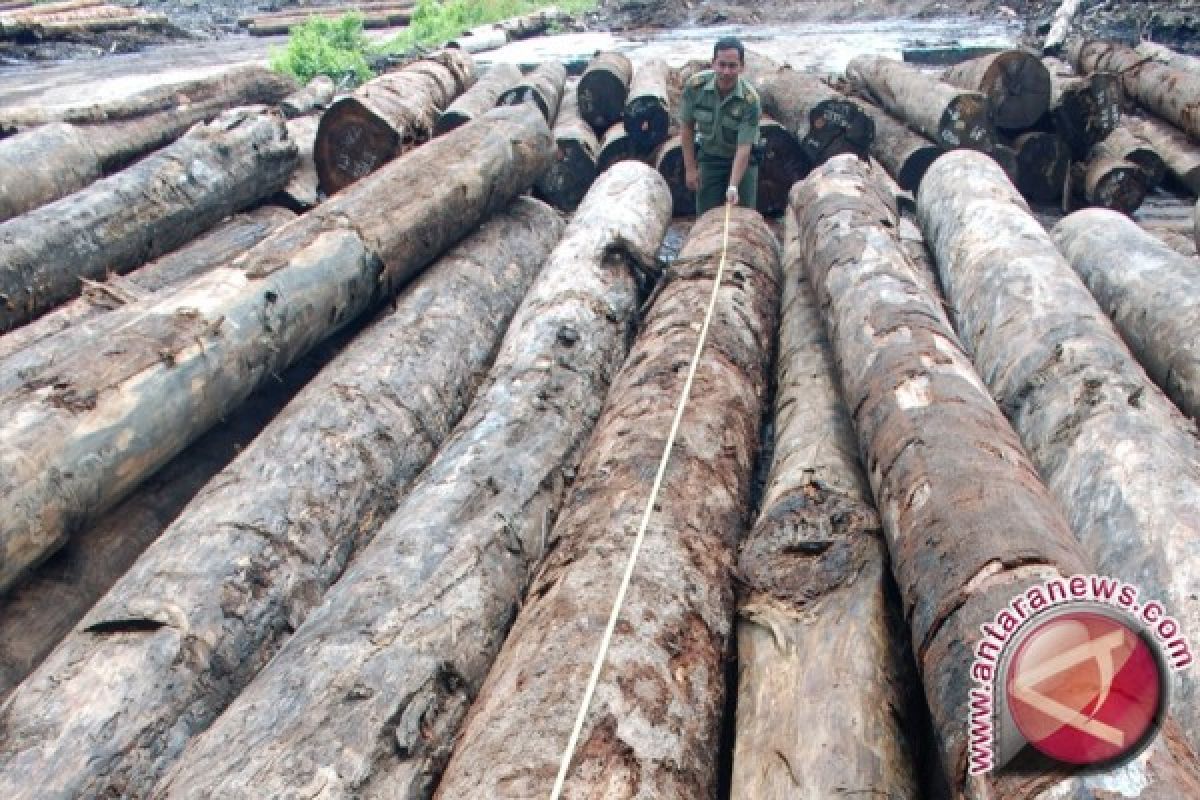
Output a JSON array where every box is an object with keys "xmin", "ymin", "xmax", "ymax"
[
  {"xmin": 919, "ymin": 149, "xmax": 1200, "ymax": 758},
  {"xmin": 846, "ymin": 55, "xmax": 994, "ymax": 151},
  {"xmin": 0, "ymin": 207, "xmax": 295, "ymax": 376},
  {"xmin": 315, "ymin": 50, "xmax": 475, "ymax": 194},
  {"xmin": 237, "ymin": 2, "xmax": 415, "ymax": 28},
  {"xmin": 1069, "ymin": 38, "xmax": 1200, "ymax": 140},
  {"xmin": 155, "ymin": 164, "xmax": 671, "ymax": 800},
  {"xmin": 0, "ymin": 106, "xmax": 552, "ymax": 596},
  {"xmin": 0, "ymin": 9, "xmax": 167, "ymax": 40},
  {"xmin": 1135, "ymin": 41, "xmax": 1200, "ymax": 77},
  {"xmin": 435, "ymin": 206, "xmax": 779, "ymax": 799},
  {"xmin": 944, "ymin": 50, "xmax": 1052, "ymax": 131},
  {"xmin": 493, "ymin": 7, "xmax": 568, "ymax": 39},
  {"xmin": 1044, "ymin": 58, "xmax": 1121, "ymax": 158},
  {"xmin": 578, "ymin": 51, "xmax": 632, "ymax": 133},
  {"xmin": 0, "ymin": 107, "xmax": 297, "ymax": 333},
  {"xmin": 653, "ymin": 134, "xmax": 695, "ymax": 216},
  {"xmin": 860, "ymin": 101, "xmax": 940, "ymax": 191},
  {"xmin": 534, "ymin": 88, "xmax": 599, "ymax": 212},
  {"xmin": 1013, "ymin": 130, "xmax": 1069, "ymax": 202},
  {"xmin": 1101, "ymin": 125, "xmax": 1168, "ymax": 187},
  {"xmin": 597, "ymin": 120, "xmax": 639, "ymax": 172},
  {"xmin": 0, "ymin": 195, "xmax": 562, "ymax": 800},
  {"xmin": 276, "ymin": 114, "xmax": 321, "ymax": 212},
  {"xmin": 623, "ymin": 57, "xmax": 671, "ymax": 153},
  {"xmin": 1074, "ymin": 136, "xmax": 1148, "ymax": 213},
  {"xmin": 434, "ymin": 62, "xmax": 522, "ymax": 135},
  {"xmin": 447, "ymin": 25, "xmax": 508, "ymax": 54},
  {"xmin": 246, "ymin": 8, "xmax": 411, "ymax": 35},
  {"xmin": 497, "ymin": 60, "xmax": 567, "ymax": 124},
  {"xmin": 280, "ymin": 75, "xmax": 335, "ymax": 118},
  {"xmin": 755, "ymin": 116, "xmax": 810, "ymax": 215},
  {"xmin": 1053, "ymin": 208, "xmax": 1200, "ymax": 421},
  {"xmin": 730, "ymin": 175, "xmax": 919, "ymax": 800},
  {"xmin": 756, "ymin": 68, "xmax": 874, "ymax": 164},
  {"xmin": 1126, "ymin": 114, "xmax": 1200, "ymax": 195}
]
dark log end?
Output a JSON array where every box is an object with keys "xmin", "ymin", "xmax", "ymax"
[
  {"xmin": 433, "ymin": 111, "xmax": 471, "ymax": 137},
  {"xmin": 896, "ymin": 145, "xmax": 941, "ymax": 191},
  {"xmin": 986, "ymin": 51, "xmax": 1052, "ymax": 131},
  {"xmin": 578, "ymin": 69, "xmax": 629, "ymax": 134},
  {"xmin": 534, "ymin": 138, "xmax": 598, "ymax": 212},
  {"xmin": 654, "ymin": 136, "xmax": 695, "ymax": 216},
  {"xmin": 597, "ymin": 123, "xmax": 639, "ymax": 174},
  {"xmin": 758, "ymin": 122, "xmax": 811, "ymax": 216},
  {"xmin": 497, "ymin": 86, "xmax": 551, "ymax": 123},
  {"xmin": 1014, "ymin": 131, "xmax": 1068, "ymax": 203},
  {"xmin": 1125, "ymin": 147, "xmax": 1167, "ymax": 188},
  {"xmin": 938, "ymin": 95, "xmax": 995, "ymax": 152},
  {"xmin": 623, "ymin": 96, "xmax": 669, "ymax": 153},
  {"xmin": 803, "ymin": 98, "xmax": 875, "ymax": 164},
  {"xmin": 1087, "ymin": 161, "xmax": 1148, "ymax": 213},
  {"xmin": 315, "ymin": 97, "xmax": 401, "ymax": 195}
]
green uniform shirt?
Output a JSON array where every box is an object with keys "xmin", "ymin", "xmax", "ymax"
[{"xmin": 679, "ymin": 70, "xmax": 762, "ymax": 160}]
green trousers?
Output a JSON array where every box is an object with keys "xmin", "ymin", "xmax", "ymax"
[{"xmin": 697, "ymin": 151, "xmax": 758, "ymax": 215}]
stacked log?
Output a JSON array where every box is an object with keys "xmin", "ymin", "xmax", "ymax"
[
  {"xmin": 1125, "ymin": 114, "xmax": 1200, "ymax": 194},
  {"xmin": 434, "ymin": 206, "xmax": 780, "ymax": 798},
  {"xmin": 0, "ymin": 193, "xmax": 562, "ymax": 799},
  {"xmin": 280, "ymin": 75, "xmax": 335, "ymax": 118},
  {"xmin": 0, "ymin": 107, "xmax": 298, "ymax": 333},
  {"xmin": 730, "ymin": 172, "xmax": 919, "ymax": 799},
  {"xmin": 597, "ymin": 120, "xmax": 638, "ymax": 172},
  {"xmin": 1044, "ymin": 57, "xmax": 1120, "ymax": 159},
  {"xmin": 242, "ymin": 4, "xmax": 414, "ymax": 36},
  {"xmin": 623, "ymin": 57, "xmax": 671, "ymax": 152},
  {"xmin": 534, "ymin": 87, "xmax": 600, "ymax": 212},
  {"xmin": 315, "ymin": 49, "xmax": 476, "ymax": 194},
  {"xmin": 1099, "ymin": 125, "xmax": 1167, "ymax": 187},
  {"xmin": 1013, "ymin": 130, "xmax": 1069, "ymax": 202},
  {"xmin": 0, "ymin": 3, "xmax": 167, "ymax": 40},
  {"xmin": 276, "ymin": 115, "xmax": 321, "ymax": 211},
  {"xmin": 1053, "ymin": 208, "xmax": 1200, "ymax": 420},
  {"xmin": 860, "ymin": 100, "xmax": 940, "ymax": 191},
  {"xmin": 578, "ymin": 51, "xmax": 632, "ymax": 133},
  {"xmin": 434, "ymin": 62, "xmax": 522, "ymax": 134},
  {"xmin": 497, "ymin": 60, "xmax": 567, "ymax": 124},
  {"xmin": 944, "ymin": 50, "xmax": 1052, "ymax": 131},
  {"xmin": 1074, "ymin": 134, "xmax": 1148, "ymax": 213},
  {"xmin": 0, "ymin": 105, "xmax": 553, "ymax": 596},
  {"xmin": 846, "ymin": 55, "xmax": 994, "ymax": 151},
  {"xmin": 238, "ymin": 1, "xmax": 415, "ymax": 29},
  {"xmin": 757, "ymin": 67, "xmax": 874, "ymax": 164},
  {"xmin": 919, "ymin": 149, "xmax": 1200, "ymax": 756},
  {"xmin": 1135, "ymin": 41, "xmax": 1200, "ymax": 77},
  {"xmin": 755, "ymin": 116, "xmax": 810, "ymax": 215},
  {"xmin": 152, "ymin": 164, "xmax": 673, "ymax": 800},
  {"xmin": 652, "ymin": 134, "xmax": 694, "ymax": 215}
]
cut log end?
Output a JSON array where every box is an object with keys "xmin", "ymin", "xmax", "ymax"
[
  {"xmin": 315, "ymin": 97, "xmax": 401, "ymax": 196},
  {"xmin": 578, "ymin": 56, "xmax": 630, "ymax": 133},
  {"xmin": 1088, "ymin": 162, "xmax": 1147, "ymax": 213},
  {"xmin": 938, "ymin": 94, "xmax": 994, "ymax": 151},
  {"xmin": 498, "ymin": 86, "xmax": 551, "ymax": 122},
  {"xmin": 758, "ymin": 118, "xmax": 810, "ymax": 216},
  {"xmin": 535, "ymin": 138, "xmax": 598, "ymax": 212},
  {"xmin": 984, "ymin": 50, "xmax": 1053, "ymax": 130},
  {"xmin": 623, "ymin": 96, "xmax": 669, "ymax": 153},
  {"xmin": 896, "ymin": 145, "xmax": 940, "ymax": 191},
  {"xmin": 1015, "ymin": 131, "xmax": 1069, "ymax": 203},
  {"xmin": 654, "ymin": 135, "xmax": 695, "ymax": 216},
  {"xmin": 803, "ymin": 98, "xmax": 875, "ymax": 163}
]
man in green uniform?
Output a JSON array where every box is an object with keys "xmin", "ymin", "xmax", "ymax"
[{"xmin": 679, "ymin": 36, "xmax": 762, "ymax": 215}]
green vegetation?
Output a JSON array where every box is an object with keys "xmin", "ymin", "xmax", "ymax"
[
  {"xmin": 269, "ymin": 12, "xmax": 374, "ymax": 86},
  {"xmin": 380, "ymin": 0, "xmax": 596, "ymax": 54}
]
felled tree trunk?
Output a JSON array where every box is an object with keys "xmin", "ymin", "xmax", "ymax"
[
  {"xmin": 434, "ymin": 206, "xmax": 779, "ymax": 799},
  {"xmin": 1043, "ymin": 0, "xmax": 1084, "ymax": 53},
  {"xmin": 153, "ymin": 164, "xmax": 672, "ymax": 800},
  {"xmin": 919, "ymin": 149, "xmax": 1200, "ymax": 759},
  {"xmin": 534, "ymin": 88, "xmax": 599, "ymax": 212},
  {"xmin": 860, "ymin": 101, "xmax": 940, "ymax": 191},
  {"xmin": 1100, "ymin": 125, "xmax": 1167, "ymax": 187},
  {"xmin": 280, "ymin": 75, "xmax": 335, "ymax": 118},
  {"xmin": 493, "ymin": 7, "xmax": 567, "ymax": 39},
  {"xmin": 276, "ymin": 114, "xmax": 321, "ymax": 212},
  {"xmin": 1013, "ymin": 130, "xmax": 1069, "ymax": 202},
  {"xmin": 757, "ymin": 67, "xmax": 874, "ymax": 164},
  {"xmin": 1069, "ymin": 38, "xmax": 1200, "ymax": 140},
  {"xmin": 653, "ymin": 134, "xmax": 694, "ymax": 215},
  {"xmin": 0, "ymin": 106, "xmax": 552, "ymax": 596},
  {"xmin": 315, "ymin": 50, "xmax": 475, "ymax": 194},
  {"xmin": 0, "ymin": 107, "xmax": 297, "ymax": 333},
  {"xmin": 1044, "ymin": 58, "xmax": 1121, "ymax": 158},
  {"xmin": 730, "ymin": 175, "xmax": 919, "ymax": 799},
  {"xmin": 1125, "ymin": 114, "xmax": 1200, "ymax": 194},
  {"xmin": 1135, "ymin": 41, "xmax": 1200, "ymax": 77},
  {"xmin": 846, "ymin": 55, "xmax": 994, "ymax": 151},
  {"xmin": 434, "ymin": 62, "xmax": 521, "ymax": 135},
  {"xmin": 497, "ymin": 60, "xmax": 567, "ymax": 124},
  {"xmin": 447, "ymin": 25, "xmax": 508, "ymax": 54},
  {"xmin": 0, "ymin": 195, "xmax": 560, "ymax": 800},
  {"xmin": 944, "ymin": 50, "xmax": 1052, "ymax": 131},
  {"xmin": 1053, "ymin": 208, "xmax": 1200, "ymax": 420},
  {"xmin": 578, "ymin": 51, "xmax": 632, "ymax": 133},
  {"xmin": 1073, "ymin": 136, "xmax": 1148, "ymax": 213},
  {"xmin": 597, "ymin": 120, "xmax": 639, "ymax": 172},
  {"xmin": 755, "ymin": 116, "xmax": 810, "ymax": 215},
  {"xmin": 246, "ymin": 8, "xmax": 411, "ymax": 35},
  {"xmin": 624, "ymin": 57, "xmax": 671, "ymax": 153}
]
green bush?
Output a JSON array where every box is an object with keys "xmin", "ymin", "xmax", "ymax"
[
  {"xmin": 270, "ymin": 13, "xmax": 375, "ymax": 86},
  {"xmin": 380, "ymin": 0, "xmax": 596, "ymax": 55}
]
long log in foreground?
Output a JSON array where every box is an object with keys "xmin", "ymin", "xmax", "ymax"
[
  {"xmin": 578, "ymin": 51, "xmax": 632, "ymax": 133},
  {"xmin": 534, "ymin": 87, "xmax": 599, "ymax": 212},
  {"xmin": 0, "ymin": 107, "xmax": 297, "ymax": 333},
  {"xmin": 860, "ymin": 101, "xmax": 940, "ymax": 191},
  {"xmin": 730, "ymin": 176, "xmax": 919, "ymax": 799},
  {"xmin": 1126, "ymin": 114, "xmax": 1200, "ymax": 195},
  {"xmin": 757, "ymin": 67, "xmax": 874, "ymax": 164},
  {"xmin": 0, "ymin": 195, "xmax": 561, "ymax": 800},
  {"xmin": 0, "ymin": 106, "xmax": 552, "ymax": 596},
  {"xmin": 944, "ymin": 50, "xmax": 1051, "ymax": 131},
  {"xmin": 623, "ymin": 57, "xmax": 671, "ymax": 152},
  {"xmin": 497, "ymin": 60, "xmax": 567, "ymax": 125},
  {"xmin": 1053, "ymin": 208, "xmax": 1200, "ymax": 421},
  {"xmin": 435, "ymin": 207, "xmax": 780, "ymax": 799},
  {"xmin": 155, "ymin": 164, "xmax": 671, "ymax": 800},
  {"xmin": 434, "ymin": 62, "xmax": 522, "ymax": 135},
  {"xmin": 315, "ymin": 50, "xmax": 475, "ymax": 194},
  {"xmin": 919, "ymin": 149, "xmax": 1200, "ymax": 758},
  {"xmin": 846, "ymin": 55, "xmax": 994, "ymax": 151}
]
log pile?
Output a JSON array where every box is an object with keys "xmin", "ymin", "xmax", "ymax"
[
  {"xmin": 0, "ymin": 1, "xmax": 166, "ymax": 40},
  {"xmin": 944, "ymin": 50, "xmax": 1051, "ymax": 131},
  {"xmin": 497, "ymin": 60, "xmax": 567, "ymax": 124},
  {"xmin": 239, "ymin": 2, "xmax": 414, "ymax": 36},
  {"xmin": 434, "ymin": 61, "xmax": 522, "ymax": 134},
  {"xmin": 757, "ymin": 67, "xmax": 874, "ymax": 165},
  {"xmin": 623, "ymin": 57, "xmax": 671, "ymax": 153},
  {"xmin": 533, "ymin": 87, "xmax": 599, "ymax": 211}
]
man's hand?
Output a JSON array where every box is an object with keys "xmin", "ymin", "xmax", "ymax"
[
  {"xmin": 726, "ymin": 184, "xmax": 739, "ymax": 205},
  {"xmin": 685, "ymin": 167, "xmax": 698, "ymax": 191}
]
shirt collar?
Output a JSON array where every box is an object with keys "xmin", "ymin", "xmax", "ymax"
[{"xmin": 704, "ymin": 71, "xmax": 744, "ymax": 101}]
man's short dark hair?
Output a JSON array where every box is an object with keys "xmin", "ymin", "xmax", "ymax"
[{"xmin": 713, "ymin": 37, "xmax": 745, "ymax": 64}]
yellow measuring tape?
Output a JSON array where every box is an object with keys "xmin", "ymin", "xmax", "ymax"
[{"xmin": 549, "ymin": 200, "xmax": 735, "ymax": 799}]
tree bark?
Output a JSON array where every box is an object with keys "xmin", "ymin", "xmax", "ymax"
[
  {"xmin": 859, "ymin": 100, "xmax": 940, "ymax": 191},
  {"xmin": 0, "ymin": 194, "xmax": 561, "ymax": 800},
  {"xmin": 0, "ymin": 105, "xmax": 553, "ymax": 596},
  {"xmin": 1073, "ymin": 135, "xmax": 1148, "ymax": 213},
  {"xmin": 276, "ymin": 114, "xmax": 321, "ymax": 211},
  {"xmin": 493, "ymin": 7, "xmax": 568, "ymax": 39},
  {"xmin": 534, "ymin": 88, "xmax": 599, "ymax": 212},
  {"xmin": 1013, "ymin": 130, "xmax": 1069, "ymax": 202},
  {"xmin": 154, "ymin": 164, "xmax": 672, "ymax": 800},
  {"xmin": 919, "ymin": 149, "xmax": 1200, "ymax": 759},
  {"xmin": 434, "ymin": 61, "xmax": 521, "ymax": 135},
  {"xmin": 944, "ymin": 50, "xmax": 1052, "ymax": 131},
  {"xmin": 653, "ymin": 134, "xmax": 694, "ymax": 215},
  {"xmin": 1100, "ymin": 124, "xmax": 1167, "ymax": 187},
  {"xmin": 755, "ymin": 115, "xmax": 810, "ymax": 215},
  {"xmin": 578, "ymin": 51, "xmax": 632, "ymax": 134},
  {"xmin": 0, "ymin": 8, "xmax": 167, "ymax": 39},
  {"xmin": 846, "ymin": 55, "xmax": 995, "ymax": 151},
  {"xmin": 280, "ymin": 75, "xmax": 335, "ymax": 119},
  {"xmin": 730, "ymin": 174, "xmax": 920, "ymax": 799},
  {"xmin": 623, "ymin": 57, "xmax": 671, "ymax": 153},
  {"xmin": 246, "ymin": 8, "xmax": 412, "ymax": 35},
  {"xmin": 237, "ymin": 1, "xmax": 415, "ymax": 28},
  {"xmin": 1044, "ymin": 58, "xmax": 1121, "ymax": 158},
  {"xmin": 315, "ymin": 50, "xmax": 475, "ymax": 194},
  {"xmin": 446, "ymin": 25, "xmax": 508, "ymax": 54},
  {"xmin": 1053, "ymin": 208, "xmax": 1200, "ymax": 421},
  {"xmin": 1135, "ymin": 41, "xmax": 1200, "ymax": 77},
  {"xmin": 1125, "ymin": 114, "xmax": 1200, "ymax": 195},
  {"xmin": 757, "ymin": 67, "xmax": 875, "ymax": 164},
  {"xmin": 434, "ymin": 206, "xmax": 779, "ymax": 799},
  {"xmin": 0, "ymin": 107, "xmax": 298, "ymax": 333},
  {"xmin": 1069, "ymin": 38, "xmax": 1200, "ymax": 140},
  {"xmin": 597, "ymin": 120, "xmax": 640, "ymax": 173},
  {"xmin": 497, "ymin": 60, "xmax": 567, "ymax": 125}
]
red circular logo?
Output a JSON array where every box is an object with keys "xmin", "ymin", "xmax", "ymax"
[{"xmin": 1005, "ymin": 610, "xmax": 1164, "ymax": 766}]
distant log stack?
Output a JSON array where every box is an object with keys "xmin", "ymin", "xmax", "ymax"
[
  {"xmin": 755, "ymin": 116, "xmax": 810, "ymax": 215},
  {"xmin": 624, "ymin": 57, "xmax": 671, "ymax": 152},
  {"xmin": 578, "ymin": 51, "xmax": 632, "ymax": 133},
  {"xmin": 1074, "ymin": 134, "xmax": 1148, "ymax": 213},
  {"xmin": 846, "ymin": 55, "xmax": 994, "ymax": 151},
  {"xmin": 241, "ymin": 3, "xmax": 414, "ymax": 35},
  {"xmin": 0, "ymin": 107, "xmax": 297, "ymax": 333},
  {"xmin": 943, "ymin": 50, "xmax": 1052, "ymax": 131},
  {"xmin": 315, "ymin": 49, "xmax": 475, "ymax": 194},
  {"xmin": 860, "ymin": 101, "xmax": 940, "ymax": 190},
  {"xmin": 279, "ymin": 75, "xmax": 335, "ymax": 118},
  {"xmin": 1069, "ymin": 38, "xmax": 1200, "ymax": 140},
  {"xmin": 1012, "ymin": 130, "xmax": 1069, "ymax": 202},
  {"xmin": 434, "ymin": 62, "xmax": 522, "ymax": 134},
  {"xmin": 1053, "ymin": 208, "xmax": 1200, "ymax": 420},
  {"xmin": 1126, "ymin": 114, "xmax": 1200, "ymax": 194},
  {"xmin": 0, "ymin": 2, "xmax": 167, "ymax": 41},
  {"xmin": 434, "ymin": 206, "xmax": 779, "ymax": 800},
  {"xmin": 534, "ymin": 87, "xmax": 600, "ymax": 211},
  {"xmin": 1044, "ymin": 58, "xmax": 1121, "ymax": 158},
  {"xmin": 757, "ymin": 67, "xmax": 875, "ymax": 165},
  {"xmin": 653, "ymin": 134, "xmax": 694, "ymax": 215},
  {"xmin": 496, "ymin": 60, "xmax": 567, "ymax": 124}
]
